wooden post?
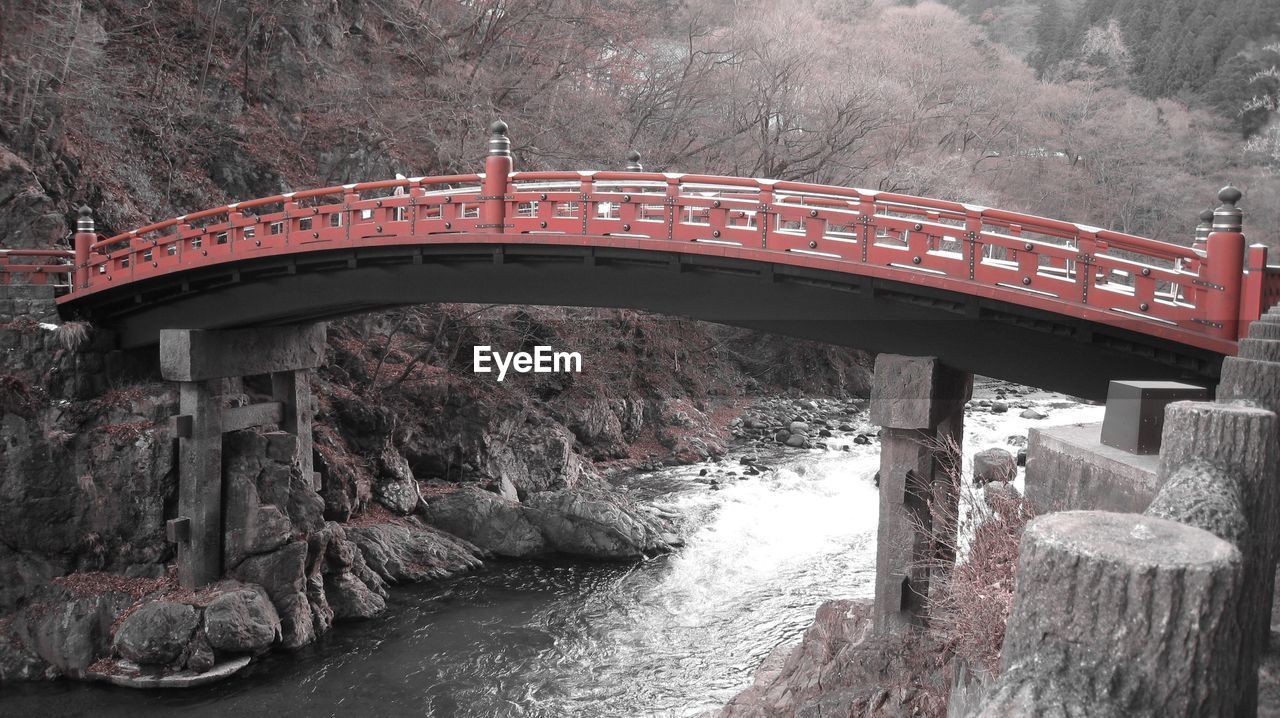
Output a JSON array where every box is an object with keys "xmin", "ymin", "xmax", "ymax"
[
  {"xmin": 974, "ymin": 511, "xmax": 1244, "ymax": 717},
  {"xmin": 176, "ymin": 380, "xmax": 223, "ymax": 588}
]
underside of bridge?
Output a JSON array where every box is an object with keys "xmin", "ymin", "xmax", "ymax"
[{"xmin": 60, "ymin": 242, "xmax": 1225, "ymax": 401}]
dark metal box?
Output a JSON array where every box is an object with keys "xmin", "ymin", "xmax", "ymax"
[{"xmin": 1100, "ymin": 380, "xmax": 1208, "ymax": 455}]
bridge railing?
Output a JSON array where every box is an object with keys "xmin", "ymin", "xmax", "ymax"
[
  {"xmin": 18, "ymin": 122, "xmax": 1269, "ymax": 356},
  {"xmin": 0, "ymin": 248, "xmax": 74, "ymax": 288},
  {"xmin": 497, "ymin": 169, "xmax": 1249, "ymax": 348}
]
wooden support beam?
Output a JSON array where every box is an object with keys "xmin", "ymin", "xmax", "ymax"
[
  {"xmin": 160, "ymin": 324, "xmax": 325, "ymax": 381},
  {"xmin": 220, "ymin": 401, "xmax": 284, "ymax": 433}
]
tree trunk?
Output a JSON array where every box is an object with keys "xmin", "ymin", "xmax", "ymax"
[
  {"xmin": 974, "ymin": 511, "xmax": 1243, "ymax": 717},
  {"xmin": 1157, "ymin": 400, "xmax": 1278, "ymax": 717}
]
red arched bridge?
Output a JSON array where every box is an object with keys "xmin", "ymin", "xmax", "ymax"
[{"xmin": 5, "ymin": 122, "xmax": 1277, "ymax": 400}]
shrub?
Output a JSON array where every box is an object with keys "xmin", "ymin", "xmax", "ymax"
[{"xmin": 52, "ymin": 320, "xmax": 91, "ymax": 351}]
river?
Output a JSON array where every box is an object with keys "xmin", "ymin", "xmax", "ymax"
[{"xmin": 1, "ymin": 382, "xmax": 1102, "ymax": 717}]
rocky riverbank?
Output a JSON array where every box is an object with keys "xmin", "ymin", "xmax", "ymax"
[
  {"xmin": 718, "ymin": 379, "xmax": 1090, "ymax": 717},
  {"xmin": 0, "ymin": 294, "xmax": 872, "ymax": 686}
]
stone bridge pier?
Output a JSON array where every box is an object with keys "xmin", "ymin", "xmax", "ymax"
[
  {"xmin": 869, "ymin": 354, "xmax": 972, "ymax": 634},
  {"xmin": 160, "ymin": 323, "xmax": 326, "ymax": 588}
]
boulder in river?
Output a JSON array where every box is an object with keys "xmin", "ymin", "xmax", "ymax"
[
  {"xmin": 523, "ymin": 489, "xmax": 677, "ymax": 559},
  {"xmin": 203, "ymin": 583, "xmax": 282, "ymax": 654},
  {"xmin": 422, "ymin": 484, "xmax": 548, "ymax": 558},
  {"xmin": 991, "ymin": 401, "xmax": 1009, "ymax": 414},
  {"xmin": 1019, "ymin": 408, "xmax": 1047, "ymax": 420},
  {"xmin": 113, "ymin": 601, "xmax": 198, "ymax": 667},
  {"xmin": 345, "ymin": 520, "xmax": 484, "ymax": 583},
  {"xmin": 973, "ymin": 447, "xmax": 1017, "ymax": 485}
]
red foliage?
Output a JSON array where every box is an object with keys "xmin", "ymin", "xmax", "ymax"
[
  {"xmin": 51, "ymin": 572, "xmax": 175, "ymax": 601},
  {"xmin": 98, "ymin": 420, "xmax": 155, "ymax": 444},
  {"xmin": 930, "ymin": 489, "xmax": 1036, "ymax": 677},
  {"xmin": 344, "ymin": 501, "xmax": 418, "ymax": 529}
]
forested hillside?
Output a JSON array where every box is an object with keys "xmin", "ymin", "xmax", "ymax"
[
  {"xmin": 2, "ymin": 0, "xmax": 1277, "ymax": 246},
  {"xmin": 944, "ymin": 0, "xmax": 1280, "ymax": 171}
]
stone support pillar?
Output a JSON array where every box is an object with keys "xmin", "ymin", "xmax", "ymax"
[
  {"xmin": 869, "ymin": 354, "xmax": 972, "ymax": 634},
  {"xmin": 162, "ymin": 324, "xmax": 326, "ymax": 588}
]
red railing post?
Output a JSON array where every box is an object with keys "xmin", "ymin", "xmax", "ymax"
[
  {"xmin": 1242, "ymin": 243, "xmax": 1268, "ymax": 331},
  {"xmin": 1193, "ymin": 208, "xmax": 1212, "ymax": 254},
  {"xmin": 73, "ymin": 205, "xmax": 94, "ymax": 291},
  {"xmin": 482, "ymin": 120, "xmax": 511, "ymax": 233},
  {"xmin": 1203, "ymin": 186, "xmax": 1246, "ymax": 340}
]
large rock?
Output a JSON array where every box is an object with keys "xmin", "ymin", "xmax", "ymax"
[
  {"xmin": 112, "ymin": 601, "xmax": 198, "ymax": 666},
  {"xmin": 224, "ymin": 430, "xmax": 302, "ymax": 567},
  {"xmin": 15, "ymin": 589, "xmax": 132, "ymax": 679},
  {"xmin": 522, "ymin": 489, "xmax": 677, "ymax": 559},
  {"xmin": 973, "ymin": 447, "xmax": 1017, "ymax": 486},
  {"xmin": 376, "ymin": 479, "xmax": 420, "ymax": 515},
  {"xmin": 562, "ymin": 396, "xmax": 626, "ymax": 455},
  {"xmin": 230, "ymin": 541, "xmax": 314, "ymax": 649},
  {"xmin": 0, "ymin": 627, "xmax": 47, "ymax": 681},
  {"xmin": 202, "ymin": 583, "xmax": 282, "ymax": 654},
  {"xmin": 314, "ymin": 424, "xmax": 372, "ymax": 522},
  {"xmin": 325, "ymin": 573, "xmax": 386, "ymax": 620},
  {"xmin": 308, "ymin": 522, "xmax": 386, "ymax": 620},
  {"xmin": 721, "ymin": 599, "xmax": 944, "ymax": 716},
  {"xmin": 346, "ymin": 520, "xmax": 484, "ymax": 583},
  {"xmin": 422, "ymin": 485, "xmax": 547, "ymax": 557}
]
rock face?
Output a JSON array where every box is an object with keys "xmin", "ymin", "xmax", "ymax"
[
  {"xmin": 230, "ymin": 541, "xmax": 314, "ymax": 650},
  {"xmin": 0, "ymin": 378, "xmax": 178, "ymax": 613},
  {"xmin": 203, "ymin": 584, "xmax": 282, "ymax": 654},
  {"xmin": 973, "ymin": 448, "xmax": 1017, "ymax": 486},
  {"xmin": 0, "ymin": 148, "xmax": 65, "ymax": 249},
  {"xmin": 422, "ymin": 485, "xmax": 548, "ymax": 557},
  {"xmin": 523, "ymin": 489, "xmax": 677, "ymax": 559},
  {"xmin": 225, "ymin": 430, "xmax": 325, "ymax": 568},
  {"xmin": 112, "ymin": 601, "xmax": 198, "ymax": 666},
  {"xmin": 311, "ymin": 522, "xmax": 387, "ymax": 620}
]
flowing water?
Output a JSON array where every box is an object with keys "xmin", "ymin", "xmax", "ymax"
[{"xmin": 1, "ymin": 383, "xmax": 1102, "ymax": 718}]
